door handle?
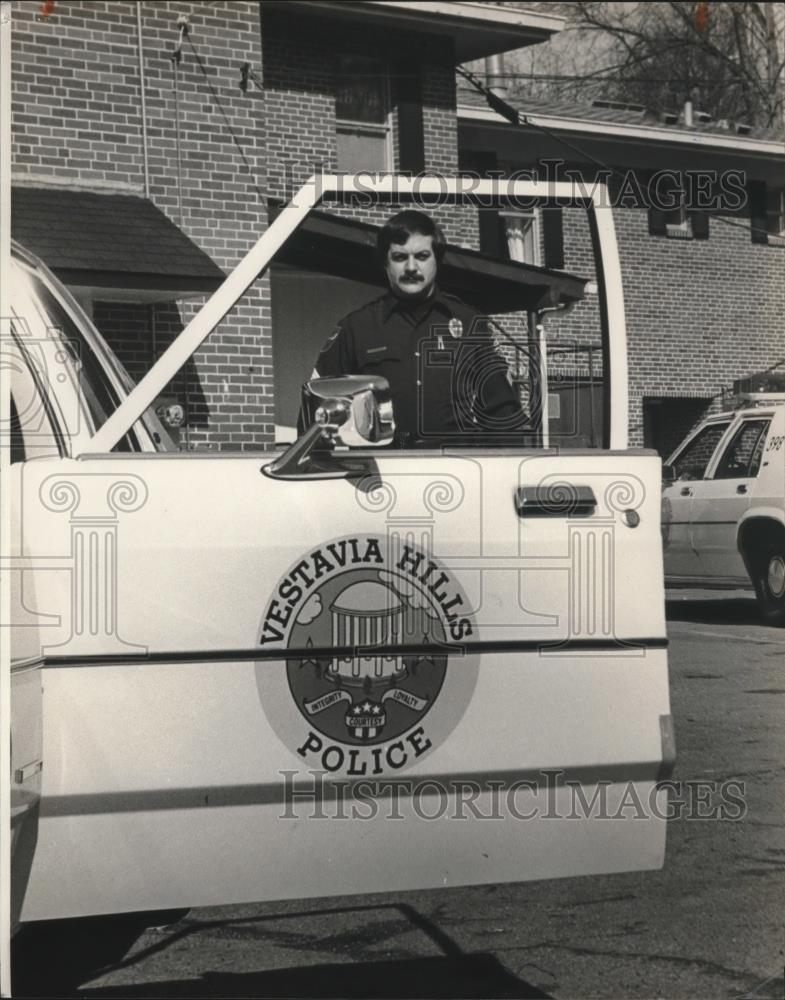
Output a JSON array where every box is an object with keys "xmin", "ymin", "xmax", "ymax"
[
  {"xmin": 516, "ymin": 485, "xmax": 597, "ymax": 517},
  {"xmin": 680, "ymin": 487, "xmax": 693, "ymax": 497},
  {"xmin": 736, "ymin": 484, "xmax": 748, "ymax": 494}
]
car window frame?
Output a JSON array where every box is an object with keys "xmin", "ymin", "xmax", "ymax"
[
  {"xmin": 8, "ymin": 332, "xmax": 66, "ymax": 462},
  {"xmin": 668, "ymin": 418, "xmax": 734, "ymax": 481},
  {"xmin": 709, "ymin": 416, "xmax": 772, "ymax": 481},
  {"xmin": 708, "ymin": 410, "xmax": 774, "ymax": 482},
  {"xmin": 12, "ymin": 247, "xmax": 177, "ymax": 455}
]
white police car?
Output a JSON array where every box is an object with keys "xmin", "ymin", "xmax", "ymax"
[
  {"xmin": 7, "ymin": 176, "xmax": 673, "ymax": 939},
  {"xmin": 661, "ymin": 394, "xmax": 785, "ymax": 624}
]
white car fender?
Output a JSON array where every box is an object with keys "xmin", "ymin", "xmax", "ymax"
[{"xmin": 737, "ymin": 506, "xmax": 785, "ymax": 537}]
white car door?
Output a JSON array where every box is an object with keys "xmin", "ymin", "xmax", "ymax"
[
  {"xmin": 662, "ymin": 419, "xmax": 732, "ymax": 580},
  {"xmin": 691, "ymin": 416, "xmax": 772, "ymax": 580},
  {"xmin": 13, "ymin": 442, "xmax": 672, "ymax": 922}
]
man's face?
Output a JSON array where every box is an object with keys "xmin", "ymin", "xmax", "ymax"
[{"xmin": 385, "ymin": 232, "xmax": 438, "ymax": 301}]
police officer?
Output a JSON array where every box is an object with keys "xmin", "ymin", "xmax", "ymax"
[{"xmin": 312, "ymin": 210, "xmax": 528, "ymax": 446}]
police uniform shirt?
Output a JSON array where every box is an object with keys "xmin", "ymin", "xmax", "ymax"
[{"xmin": 315, "ymin": 289, "xmax": 527, "ymax": 445}]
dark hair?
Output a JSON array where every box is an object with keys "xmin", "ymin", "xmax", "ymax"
[{"xmin": 377, "ymin": 210, "xmax": 446, "ymax": 265}]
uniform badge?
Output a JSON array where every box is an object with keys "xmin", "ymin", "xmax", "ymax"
[{"xmin": 448, "ymin": 317, "xmax": 463, "ymax": 339}]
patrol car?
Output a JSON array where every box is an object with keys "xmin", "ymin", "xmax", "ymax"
[
  {"xmin": 6, "ymin": 177, "xmax": 673, "ymax": 953},
  {"xmin": 661, "ymin": 391, "xmax": 785, "ymax": 624}
]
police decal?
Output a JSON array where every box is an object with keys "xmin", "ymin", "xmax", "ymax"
[{"xmin": 255, "ymin": 535, "xmax": 479, "ymax": 776}]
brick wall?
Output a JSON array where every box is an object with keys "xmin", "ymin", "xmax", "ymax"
[
  {"xmin": 617, "ymin": 206, "xmax": 785, "ymax": 446},
  {"xmin": 12, "ymin": 0, "xmax": 272, "ymax": 450},
  {"xmin": 12, "ymin": 0, "xmax": 472, "ymax": 450},
  {"xmin": 260, "ymin": 7, "xmax": 467, "ymax": 258},
  {"xmin": 511, "ymin": 179, "xmax": 784, "ymax": 448}
]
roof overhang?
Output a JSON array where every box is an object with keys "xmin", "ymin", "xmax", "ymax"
[
  {"xmin": 270, "ymin": 203, "xmax": 587, "ymax": 313},
  {"xmin": 11, "ymin": 186, "xmax": 226, "ymax": 302},
  {"xmin": 459, "ymin": 104, "xmax": 785, "ymax": 178},
  {"xmin": 262, "ymin": 1, "xmax": 565, "ymax": 60}
]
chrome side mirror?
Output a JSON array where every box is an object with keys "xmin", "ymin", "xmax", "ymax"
[
  {"xmin": 262, "ymin": 375, "xmax": 394, "ymax": 480},
  {"xmin": 300, "ymin": 375, "xmax": 394, "ymax": 448}
]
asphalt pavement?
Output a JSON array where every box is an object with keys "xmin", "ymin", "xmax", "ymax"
[{"xmin": 12, "ymin": 589, "xmax": 785, "ymax": 999}]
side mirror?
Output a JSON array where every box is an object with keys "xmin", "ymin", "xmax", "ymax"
[
  {"xmin": 662, "ymin": 463, "xmax": 676, "ymax": 484},
  {"xmin": 262, "ymin": 375, "xmax": 394, "ymax": 480},
  {"xmin": 300, "ymin": 375, "xmax": 394, "ymax": 448}
]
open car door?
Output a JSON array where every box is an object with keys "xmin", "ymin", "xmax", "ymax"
[{"xmin": 11, "ymin": 177, "xmax": 673, "ymax": 922}]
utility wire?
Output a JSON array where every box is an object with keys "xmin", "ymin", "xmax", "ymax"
[
  {"xmin": 456, "ymin": 66, "xmax": 775, "ymax": 242},
  {"xmin": 184, "ymin": 34, "xmax": 264, "ymax": 201},
  {"xmin": 471, "ymin": 73, "xmax": 753, "ymax": 85}
]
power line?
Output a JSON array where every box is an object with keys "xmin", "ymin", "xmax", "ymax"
[
  {"xmin": 456, "ymin": 65, "xmax": 775, "ymax": 242},
  {"xmin": 184, "ymin": 34, "xmax": 265, "ymax": 202},
  {"xmin": 474, "ymin": 73, "xmax": 751, "ymax": 85}
]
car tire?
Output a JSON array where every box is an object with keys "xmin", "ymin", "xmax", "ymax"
[{"xmin": 753, "ymin": 546, "xmax": 785, "ymax": 626}]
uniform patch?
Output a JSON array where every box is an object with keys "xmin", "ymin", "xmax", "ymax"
[
  {"xmin": 319, "ymin": 326, "xmax": 342, "ymax": 354},
  {"xmin": 255, "ymin": 535, "xmax": 479, "ymax": 776}
]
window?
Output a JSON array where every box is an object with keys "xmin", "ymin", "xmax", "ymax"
[
  {"xmin": 648, "ymin": 175, "xmax": 709, "ymax": 241},
  {"xmin": 713, "ymin": 419, "xmax": 770, "ymax": 479},
  {"xmin": 749, "ymin": 182, "xmax": 785, "ymax": 246},
  {"xmin": 499, "ymin": 210, "xmax": 541, "ymax": 265},
  {"xmin": 767, "ymin": 190, "xmax": 785, "ymax": 244},
  {"xmin": 671, "ymin": 422, "xmax": 730, "ymax": 480},
  {"xmin": 664, "ymin": 187, "xmax": 691, "ymax": 238},
  {"xmin": 335, "ymin": 55, "xmax": 391, "ymax": 173}
]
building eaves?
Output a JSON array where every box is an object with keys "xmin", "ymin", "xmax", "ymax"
[
  {"xmin": 262, "ymin": 1, "xmax": 565, "ymax": 60},
  {"xmin": 457, "ymin": 87, "xmax": 785, "ymax": 157}
]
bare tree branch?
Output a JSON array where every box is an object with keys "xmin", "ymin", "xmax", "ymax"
[{"xmin": 509, "ymin": 1, "xmax": 784, "ymax": 128}]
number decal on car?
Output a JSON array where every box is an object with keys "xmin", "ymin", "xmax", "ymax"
[{"xmin": 765, "ymin": 435, "xmax": 784, "ymax": 452}]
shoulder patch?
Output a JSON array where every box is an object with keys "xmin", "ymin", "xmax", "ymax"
[{"xmin": 319, "ymin": 326, "xmax": 342, "ymax": 354}]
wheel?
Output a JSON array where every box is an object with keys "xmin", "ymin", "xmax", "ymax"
[{"xmin": 753, "ymin": 546, "xmax": 785, "ymax": 626}]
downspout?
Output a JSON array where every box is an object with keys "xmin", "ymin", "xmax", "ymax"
[
  {"xmin": 537, "ymin": 320, "xmax": 549, "ymax": 448},
  {"xmin": 535, "ymin": 300, "xmax": 578, "ymax": 448},
  {"xmin": 484, "ymin": 53, "xmax": 507, "ymax": 98},
  {"xmin": 136, "ymin": 3, "xmax": 150, "ymax": 198}
]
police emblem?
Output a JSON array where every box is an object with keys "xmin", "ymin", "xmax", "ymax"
[
  {"xmin": 448, "ymin": 317, "xmax": 463, "ymax": 339},
  {"xmin": 255, "ymin": 535, "xmax": 479, "ymax": 775}
]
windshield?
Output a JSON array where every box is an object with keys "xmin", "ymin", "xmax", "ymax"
[{"xmin": 15, "ymin": 258, "xmax": 176, "ymax": 453}]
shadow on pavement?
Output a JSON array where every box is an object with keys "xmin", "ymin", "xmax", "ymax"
[
  {"xmin": 12, "ymin": 902, "xmax": 552, "ymax": 999},
  {"xmin": 665, "ymin": 595, "xmax": 765, "ymax": 627},
  {"xmin": 75, "ymin": 954, "xmax": 551, "ymax": 998},
  {"xmin": 11, "ymin": 910, "xmax": 189, "ymax": 999}
]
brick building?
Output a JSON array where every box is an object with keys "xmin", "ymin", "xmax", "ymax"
[
  {"xmin": 10, "ymin": 0, "xmax": 783, "ymax": 454},
  {"xmin": 458, "ymin": 88, "xmax": 785, "ymax": 452},
  {"xmin": 10, "ymin": 0, "xmax": 568, "ymax": 449}
]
